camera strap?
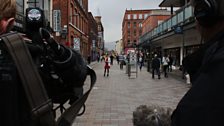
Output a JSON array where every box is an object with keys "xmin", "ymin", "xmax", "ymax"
[
  {"xmin": 57, "ymin": 66, "xmax": 96, "ymax": 126},
  {"xmin": 0, "ymin": 32, "xmax": 56, "ymax": 125}
]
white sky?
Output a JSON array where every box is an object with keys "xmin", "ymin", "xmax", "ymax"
[{"xmin": 89, "ymin": 0, "xmax": 164, "ymax": 43}]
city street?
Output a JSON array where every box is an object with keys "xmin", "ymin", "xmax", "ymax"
[{"xmin": 72, "ymin": 62, "xmax": 190, "ymax": 126}]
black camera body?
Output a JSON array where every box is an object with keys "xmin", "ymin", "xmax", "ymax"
[
  {"xmin": 0, "ymin": 7, "xmax": 96, "ymax": 126},
  {"xmin": 24, "ymin": 7, "xmax": 88, "ymax": 108},
  {"xmin": 25, "ymin": 7, "xmax": 45, "ymax": 31}
]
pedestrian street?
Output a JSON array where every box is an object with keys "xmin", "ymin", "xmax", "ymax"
[{"xmin": 73, "ymin": 62, "xmax": 190, "ymax": 126}]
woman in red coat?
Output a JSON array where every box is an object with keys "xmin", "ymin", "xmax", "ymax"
[{"xmin": 104, "ymin": 54, "xmax": 111, "ymax": 77}]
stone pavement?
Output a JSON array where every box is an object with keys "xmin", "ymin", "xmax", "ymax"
[{"xmin": 72, "ymin": 62, "xmax": 190, "ymax": 126}]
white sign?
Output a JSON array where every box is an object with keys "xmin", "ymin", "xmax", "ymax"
[
  {"xmin": 130, "ymin": 52, "xmax": 137, "ymax": 64},
  {"xmin": 92, "ymin": 40, "xmax": 96, "ymax": 48},
  {"xmin": 73, "ymin": 38, "xmax": 80, "ymax": 51},
  {"xmin": 53, "ymin": 10, "xmax": 61, "ymax": 32}
]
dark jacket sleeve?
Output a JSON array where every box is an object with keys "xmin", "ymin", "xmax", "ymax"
[{"xmin": 171, "ymin": 59, "xmax": 224, "ymax": 126}]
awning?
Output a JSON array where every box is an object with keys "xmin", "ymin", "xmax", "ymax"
[
  {"xmin": 138, "ymin": 41, "xmax": 151, "ymax": 48},
  {"xmin": 159, "ymin": 0, "xmax": 185, "ymax": 7}
]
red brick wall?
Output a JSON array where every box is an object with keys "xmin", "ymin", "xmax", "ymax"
[
  {"xmin": 53, "ymin": 0, "xmax": 90, "ymax": 58},
  {"xmin": 122, "ymin": 9, "xmax": 152, "ymax": 49},
  {"xmin": 142, "ymin": 15, "xmax": 170, "ymax": 34}
]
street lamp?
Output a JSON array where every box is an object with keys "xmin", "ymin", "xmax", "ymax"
[{"xmin": 60, "ymin": 25, "xmax": 67, "ymax": 39}]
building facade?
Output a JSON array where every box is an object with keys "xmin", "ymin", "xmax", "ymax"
[
  {"xmin": 95, "ymin": 16, "xmax": 104, "ymax": 55},
  {"xmin": 88, "ymin": 12, "xmax": 99, "ymax": 61},
  {"xmin": 122, "ymin": 9, "xmax": 152, "ymax": 54},
  {"xmin": 53, "ymin": 0, "xmax": 89, "ymax": 58},
  {"xmin": 139, "ymin": 0, "xmax": 201, "ymax": 68},
  {"xmin": 115, "ymin": 39, "xmax": 123, "ymax": 55},
  {"xmin": 142, "ymin": 10, "xmax": 171, "ymax": 35}
]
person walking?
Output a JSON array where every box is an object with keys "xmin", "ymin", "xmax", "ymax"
[
  {"xmin": 87, "ymin": 55, "xmax": 91, "ymax": 65},
  {"xmin": 168, "ymin": 55, "xmax": 173, "ymax": 72},
  {"xmin": 110, "ymin": 54, "xmax": 114, "ymax": 65},
  {"xmin": 139, "ymin": 55, "xmax": 144, "ymax": 71},
  {"xmin": 116, "ymin": 54, "xmax": 119, "ymax": 65},
  {"xmin": 97, "ymin": 53, "xmax": 100, "ymax": 62},
  {"xmin": 151, "ymin": 54, "xmax": 160, "ymax": 79},
  {"xmin": 119, "ymin": 54, "xmax": 125, "ymax": 70},
  {"xmin": 171, "ymin": 0, "xmax": 224, "ymax": 125},
  {"xmin": 104, "ymin": 54, "xmax": 111, "ymax": 77},
  {"xmin": 162, "ymin": 54, "xmax": 169, "ymax": 78},
  {"xmin": 162, "ymin": 54, "xmax": 170, "ymax": 77}
]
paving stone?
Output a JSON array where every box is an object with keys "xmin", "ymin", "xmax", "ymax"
[{"xmin": 72, "ymin": 62, "xmax": 189, "ymax": 126}]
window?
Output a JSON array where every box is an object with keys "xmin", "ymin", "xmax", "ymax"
[
  {"xmin": 78, "ymin": 0, "xmax": 83, "ymax": 7},
  {"xmin": 134, "ymin": 30, "xmax": 136, "ymax": 36},
  {"xmin": 78, "ymin": 13, "xmax": 81, "ymax": 29},
  {"xmin": 81, "ymin": 17, "xmax": 83, "ymax": 31},
  {"xmin": 70, "ymin": 4, "xmax": 73, "ymax": 24},
  {"xmin": 139, "ymin": 23, "xmax": 142, "ymax": 28},
  {"xmin": 133, "ymin": 22, "xmax": 137, "ymax": 28},
  {"xmin": 128, "ymin": 40, "xmax": 131, "ymax": 45},
  {"xmin": 127, "ymin": 22, "xmax": 130, "ymax": 28},
  {"xmin": 128, "ymin": 30, "xmax": 130, "ymax": 36},
  {"xmin": 139, "ymin": 14, "xmax": 143, "ymax": 19},
  {"xmin": 16, "ymin": 0, "xmax": 24, "ymax": 13},
  {"xmin": 98, "ymin": 25, "xmax": 101, "ymax": 31},
  {"xmin": 133, "ymin": 14, "xmax": 137, "ymax": 19},
  {"xmin": 139, "ymin": 30, "xmax": 142, "ymax": 36},
  {"xmin": 75, "ymin": 9, "xmax": 78, "ymax": 26},
  {"xmin": 127, "ymin": 14, "xmax": 131, "ymax": 19},
  {"xmin": 27, "ymin": 0, "xmax": 43, "ymax": 9},
  {"xmin": 144, "ymin": 14, "xmax": 148, "ymax": 19}
]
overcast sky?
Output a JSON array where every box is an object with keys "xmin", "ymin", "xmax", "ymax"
[{"xmin": 89, "ymin": 0, "xmax": 164, "ymax": 43}]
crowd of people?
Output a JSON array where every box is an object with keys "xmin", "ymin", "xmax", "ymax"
[{"xmin": 98, "ymin": 51, "xmax": 176, "ymax": 80}]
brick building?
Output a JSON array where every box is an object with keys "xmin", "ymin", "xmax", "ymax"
[
  {"xmin": 53, "ymin": 0, "xmax": 89, "ymax": 58},
  {"xmin": 95, "ymin": 16, "xmax": 104, "ymax": 55},
  {"xmin": 122, "ymin": 9, "xmax": 152, "ymax": 53},
  {"xmin": 88, "ymin": 12, "xmax": 99, "ymax": 61},
  {"xmin": 142, "ymin": 9, "xmax": 171, "ymax": 35}
]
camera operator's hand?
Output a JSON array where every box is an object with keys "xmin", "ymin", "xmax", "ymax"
[
  {"xmin": 39, "ymin": 28, "xmax": 62, "ymax": 55},
  {"xmin": 39, "ymin": 28, "xmax": 71, "ymax": 61},
  {"xmin": 39, "ymin": 28, "xmax": 87, "ymax": 87}
]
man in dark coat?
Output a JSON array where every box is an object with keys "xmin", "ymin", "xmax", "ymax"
[
  {"xmin": 151, "ymin": 54, "xmax": 160, "ymax": 79},
  {"xmin": 171, "ymin": 0, "xmax": 224, "ymax": 125}
]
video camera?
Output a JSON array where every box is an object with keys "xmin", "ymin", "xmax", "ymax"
[{"xmin": 23, "ymin": 7, "xmax": 96, "ymax": 125}]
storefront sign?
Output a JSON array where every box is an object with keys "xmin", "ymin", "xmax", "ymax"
[
  {"xmin": 174, "ymin": 26, "xmax": 183, "ymax": 34},
  {"xmin": 73, "ymin": 38, "xmax": 80, "ymax": 51},
  {"xmin": 92, "ymin": 40, "xmax": 96, "ymax": 48},
  {"xmin": 53, "ymin": 10, "xmax": 61, "ymax": 32}
]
